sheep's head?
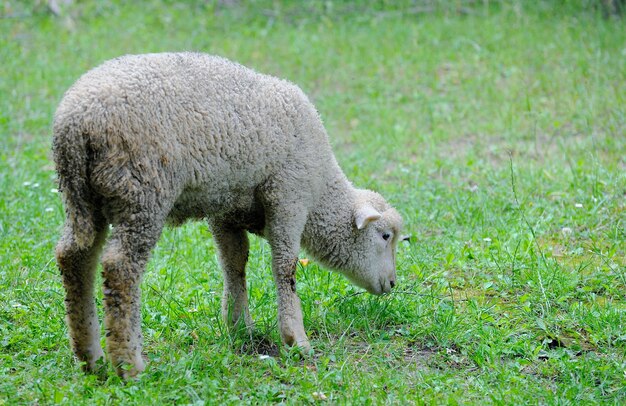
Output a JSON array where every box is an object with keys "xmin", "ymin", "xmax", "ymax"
[{"xmin": 337, "ymin": 190, "xmax": 405, "ymax": 295}]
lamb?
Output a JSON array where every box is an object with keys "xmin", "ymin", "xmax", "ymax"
[{"xmin": 52, "ymin": 52, "xmax": 404, "ymax": 378}]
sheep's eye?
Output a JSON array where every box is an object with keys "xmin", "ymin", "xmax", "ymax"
[{"xmin": 382, "ymin": 232, "xmax": 391, "ymax": 241}]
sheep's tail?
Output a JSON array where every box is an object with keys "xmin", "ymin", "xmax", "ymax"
[{"xmin": 52, "ymin": 118, "xmax": 98, "ymax": 249}]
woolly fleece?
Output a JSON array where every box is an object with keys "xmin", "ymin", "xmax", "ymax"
[{"xmin": 53, "ymin": 52, "xmax": 403, "ymax": 378}]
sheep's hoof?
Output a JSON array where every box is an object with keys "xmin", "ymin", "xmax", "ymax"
[
  {"xmin": 114, "ymin": 354, "xmax": 146, "ymax": 380},
  {"xmin": 295, "ymin": 340, "xmax": 313, "ymax": 354},
  {"xmin": 80, "ymin": 353, "xmax": 105, "ymax": 373},
  {"xmin": 117, "ymin": 363, "xmax": 145, "ymax": 380},
  {"xmin": 283, "ymin": 340, "xmax": 313, "ymax": 358},
  {"xmin": 283, "ymin": 334, "xmax": 312, "ymax": 353}
]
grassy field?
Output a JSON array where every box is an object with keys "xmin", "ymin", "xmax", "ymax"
[{"xmin": 1, "ymin": 1, "xmax": 625, "ymax": 404}]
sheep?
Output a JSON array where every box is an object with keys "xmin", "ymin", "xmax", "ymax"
[{"xmin": 53, "ymin": 52, "xmax": 404, "ymax": 378}]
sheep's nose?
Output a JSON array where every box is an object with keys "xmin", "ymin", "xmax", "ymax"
[{"xmin": 390, "ymin": 279, "xmax": 396, "ymax": 289}]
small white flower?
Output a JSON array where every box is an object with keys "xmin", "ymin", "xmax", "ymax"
[
  {"xmin": 32, "ymin": 183, "xmax": 40, "ymax": 188},
  {"xmin": 258, "ymin": 355, "xmax": 271, "ymax": 360},
  {"xmin": 51, "ymin": 188, "xmax": 59, "ymax": 193},
  {"xmin": 561, "ymin": 227, "xmax": 572, "ymax": 236},
  {"xmin": 22, "ymin": 181, "xmax": 32, "ymax": 186},
  {"xmin": 45, "ymin": 207, "xmax": 54, "ymax": 212},
  {"xmin": 312, "ymin": 392, "xmax": 328, "ymax": 401},
  {"xmin": 483, "ymin": 237, "xmax": 492, "ymax": 242},
  {"xmin": 575, "ymin": 203, "xmax": 583, "ymax": 208}
]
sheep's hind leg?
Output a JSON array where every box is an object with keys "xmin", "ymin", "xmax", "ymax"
[
  {"xmin": 55, "ymin": 222, "xmax": 108, "ymax": 373},
  {"xmin": 212, "ymin": 226, "xmax": 253, "ymax": 332},
  {"xmin": 101, "ymin": 214, "xmax": 164, "ymax": 379}
]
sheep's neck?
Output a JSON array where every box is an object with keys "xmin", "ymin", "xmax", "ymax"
[{"xmin": 301, "ymin": 173, "xmax": 355, "ymax": 271}]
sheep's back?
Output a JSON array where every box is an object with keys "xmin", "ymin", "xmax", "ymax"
[{"xmin": 53, "ymin": 52, "xmax": 334, "ymax": 221}]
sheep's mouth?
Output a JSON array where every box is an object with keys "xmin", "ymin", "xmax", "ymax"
[
  {"xmin": 380, "ymin": 280, "xmax": 392, "ymax": 294},
  {"xmin": 364, "ymin": 280, "xmax": 388, "ymax": 296},
  {"xmin": 339, "ymin": 270, "xmax": 388, "ymax": 295}
]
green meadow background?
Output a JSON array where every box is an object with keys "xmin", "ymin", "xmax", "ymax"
[{"xmin": 1, "ymin": 1, "xmax": 625, "ymax": 404}]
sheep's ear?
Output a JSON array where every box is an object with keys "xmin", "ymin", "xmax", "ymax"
[{"xmin": 355, "ymin": 204, "xmax": 382, "ymax": 230}]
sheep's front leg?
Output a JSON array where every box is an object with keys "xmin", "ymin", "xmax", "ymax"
[
  {"xmin": 272, "ymin": 254, "xmax": 309, "ymax": 349},
  {"xmin": 101, "ymin": 217, "xmax": 163, "ymax": 379},
  {"xmin": 56, "ymin": 224, "xmax": 108, "ymax": 372},
  {"xmin": 266, "ymin": 210, "xmax": 310, "ymax": 350},
  {"xmin": 212, "ymin": 226, "xmax": 252, "ymax": 331}
]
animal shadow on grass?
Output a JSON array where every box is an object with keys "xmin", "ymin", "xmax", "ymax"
[{"xmin": 233, "ymin": 330, "xmax": 282, "ymax": 358}]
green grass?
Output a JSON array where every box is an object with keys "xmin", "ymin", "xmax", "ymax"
[{"xmin": 1, "ymin": 1, "xmax": 625, "ymax": 404}]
